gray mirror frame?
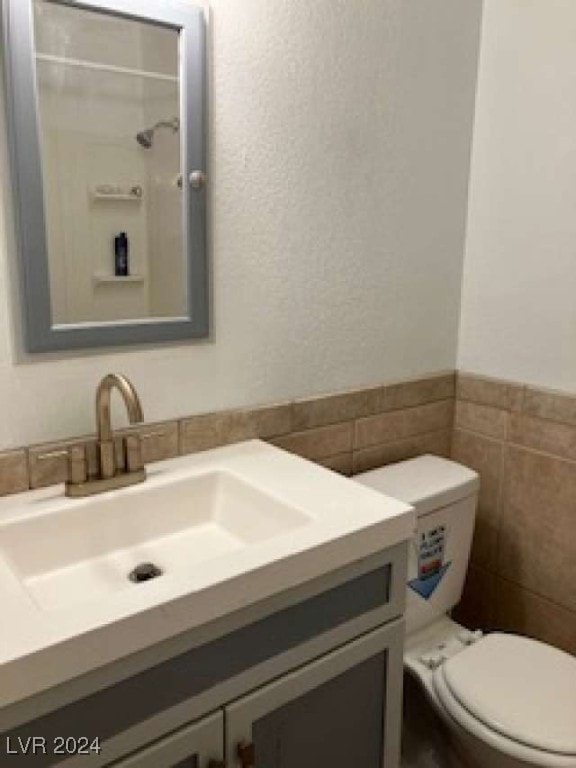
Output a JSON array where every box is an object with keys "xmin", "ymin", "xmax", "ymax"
[{"xmin": 2, "ymin": 0, "xmax": 208, "ymax": 352}]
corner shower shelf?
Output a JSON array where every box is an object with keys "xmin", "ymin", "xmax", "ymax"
[
  {"xmin": 92, "ymin": 193, "xmax": 143, "ymax": 202},
  {"xmin": 36, "ymin": 53, "xmax": 178, "ymax": 84},
  {"xmin": 93, "ymin": 274, "xmax": 146, "ymax": 285}
]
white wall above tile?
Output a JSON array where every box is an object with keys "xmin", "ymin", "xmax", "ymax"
[
  {"xmin": 459, "ymin": 0, "xmax": 576, "ymax": 392},
  {"xmin": 0, "ymin": 0, "xmax": 482, "ymax": 448}
]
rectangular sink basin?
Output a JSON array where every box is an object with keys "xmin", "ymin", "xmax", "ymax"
[
  {"xmin": 0, "ymin": 439, "xmax": 414, "ymax": 710},
  {"xmin": 0, "ymin": 471, "xmax": 309, "ymax": 612}
]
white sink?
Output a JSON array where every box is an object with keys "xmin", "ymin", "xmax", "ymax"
[
  {"xmin": 0, "ymin": 440, "xmax": 414, "ymax": 709},
  {"xmin": 0, "ymin": 471, "xmax": 309, "ymax": 612}
]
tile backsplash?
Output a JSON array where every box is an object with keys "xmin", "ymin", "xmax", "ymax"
[
  {"xmin": 0, "ymin": 451, "xmax": 29, "ymax": 496},
  {"xmin": 452, "ymin": 372, "xmax": 576, "ymax": 655},
  {"xmin": 0, "ymin": 371, "xmax": 455, "ymax": 494}
]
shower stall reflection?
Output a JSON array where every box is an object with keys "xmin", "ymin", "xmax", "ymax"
[{"xmin": 33, "ymin": 0, "xmax": 188, "ymax": 324}]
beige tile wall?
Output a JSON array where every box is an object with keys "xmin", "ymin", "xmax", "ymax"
[
  {"xmin": 0, "ymin": 371, "xmax": 454, "ymax": 493},
  {"xmin": 452, "ymin": 373, "xmax": 576, "ymax": 655}
]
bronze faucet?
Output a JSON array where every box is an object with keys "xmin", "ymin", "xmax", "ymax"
[
  {"xmin": 96, "ymin": 374, "xmax": 144, "ymax": 479},
  {"xmin": 65, "ymin": 374, "xmax": 147, "ymax": 498}
]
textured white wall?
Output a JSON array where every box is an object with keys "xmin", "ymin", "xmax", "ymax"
[
  {"xmin": 459, "ymin": 0, "xmax": 576, "ymax": 391},
  {"xmin": 0, "ymin": 0, "xmax": 482, "ymax": 449}
]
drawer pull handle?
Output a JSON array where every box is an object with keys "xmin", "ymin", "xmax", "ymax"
[{"xmin": 237, "ymin": 741, "xmax": 255, "ymax": 768}]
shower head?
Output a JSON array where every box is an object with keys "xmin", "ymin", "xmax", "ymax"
[
  {"xmin": 136, "ymin": 128, "xmax": 154, "ymax": 149},
  {"xmin": 136, "ymin": 117, "xmax": 180, "ymax": 149}
]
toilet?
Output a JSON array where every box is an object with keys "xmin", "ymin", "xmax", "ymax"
[{"xmin": 355, "ymin": 455, "xmax": 576, "ymax": 768}]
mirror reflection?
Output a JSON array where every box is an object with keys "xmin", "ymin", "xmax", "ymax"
[{"xmin": 33, "ymin": 0, "xmax": 187, "ymax": 325}]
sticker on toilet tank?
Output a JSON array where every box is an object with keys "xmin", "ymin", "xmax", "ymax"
[{"xmin": 408, "ymin": 525, "xmax": 451, "ymax": 600}]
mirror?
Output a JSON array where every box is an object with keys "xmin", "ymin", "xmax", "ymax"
[{"xmin": 3, "ymin": 0, "xmax": 208, "ymax": 351}]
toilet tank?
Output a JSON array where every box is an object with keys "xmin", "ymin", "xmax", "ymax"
[{"xmin": 355, "ymin": 455, "xmax": 480, "ymax": 635}]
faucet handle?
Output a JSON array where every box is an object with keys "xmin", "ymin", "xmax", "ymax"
[
  {"xmin": 125, "ymin": 434, "xmax": 144, "ymax": 474},
  {"xmin": 37, "ymin": 449, "xmax": 68, "ymax": 462},
  {"xmin": 140, "ymin": 428, "xmax": 168, "ymax": 441},
  {"xmin": 68, "ymin": 445, "xmax": 88, "ymax": 486},
  {"xmin": 38, "ymin": 446, "xmax": 88, "ymax": 487}
]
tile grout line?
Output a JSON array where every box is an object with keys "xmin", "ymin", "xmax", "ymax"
[
  {"xmin": 491, "ymin": 438, "xmax": 508, "ymax": 587},
  {"xmin": 496, "ymin": 573, "xmax": 575, "ymax": 614}
]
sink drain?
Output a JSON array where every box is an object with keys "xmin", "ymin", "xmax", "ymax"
[{"xmin": 129, "ymin": 562, "xmax": 163, "ymax": 584}]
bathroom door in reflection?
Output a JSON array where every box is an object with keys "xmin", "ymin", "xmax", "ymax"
[{"xmin": 33, "ymin": 0, "xmax": 187, "ymax": 324}]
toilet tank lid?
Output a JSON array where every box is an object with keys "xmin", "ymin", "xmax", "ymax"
[{"xmin": 354, "ymin": 455, "xmax": 479, "ymax": 516}]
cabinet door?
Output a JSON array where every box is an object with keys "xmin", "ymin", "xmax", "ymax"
[
  {"xmin": 109, "ymin": 711, "xmax": 223, "ymax": 768},
  {"xmin": 226, "ymin": 620, "xmax": 404, "ymax": 768}
]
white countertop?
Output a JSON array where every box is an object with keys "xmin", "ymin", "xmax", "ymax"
[{"xmin": 0, "ymin": 440, "xmax": 414, "ymax": 710}]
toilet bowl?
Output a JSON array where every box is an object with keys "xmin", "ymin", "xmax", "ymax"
[{"xmin": 355, "ymin": 455, "xmax": 576, "ymax": 768}]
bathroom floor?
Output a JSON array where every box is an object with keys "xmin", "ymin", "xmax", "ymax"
[{"xmin": 401, "ymin": 674, "xmax": 469, "ymax": 768}]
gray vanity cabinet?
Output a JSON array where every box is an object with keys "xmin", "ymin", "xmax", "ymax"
[
  {"xmin": 225, "ymin": 623, "xmax": 403, "ymax": 768},
  {"xmin": 0, "ymin": 546, "xmax": 407, "ymax": 768},
  {"xmin": 110, "ymin": 712, "xmax": 223, "ymax": 768},
  {"xmin": 108, "ymin": 622, "xmax": 403, "ymax": 768}
]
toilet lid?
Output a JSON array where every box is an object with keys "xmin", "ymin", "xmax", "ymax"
[{"xmin": 440, "ymin": 633, "xmax": 576, "ymax": 756}]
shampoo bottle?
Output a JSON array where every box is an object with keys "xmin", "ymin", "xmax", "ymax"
[{"xmin": 114, "ymin": 232, "xmax": 129, "ymax": 277}]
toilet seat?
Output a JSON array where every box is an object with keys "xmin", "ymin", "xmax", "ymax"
[{"xmin": 433, "ymin": 633, "xmax": 576, "ymax": 768}]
